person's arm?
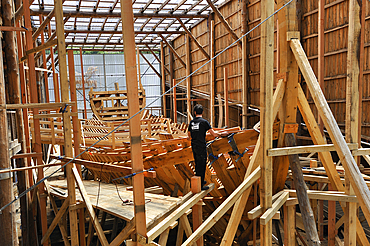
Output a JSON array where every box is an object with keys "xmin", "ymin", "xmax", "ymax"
[{"xmin": 208, "ymin": 128, "xmax": 221, "ymax": 138}]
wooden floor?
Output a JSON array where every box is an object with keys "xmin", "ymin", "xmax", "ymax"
[{"xmin": 48, "ymin": 178, "xmax": 181, "ymax": 227}]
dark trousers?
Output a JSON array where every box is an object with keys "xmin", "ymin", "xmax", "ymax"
[{"xmin": 192, "ymin": 146, "xmax": 207, "ymax": 186}]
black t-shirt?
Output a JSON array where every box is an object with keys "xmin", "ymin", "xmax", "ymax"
[{"xmin": 188, "ymin": 117, "xmax": 212, "ymax": 148}]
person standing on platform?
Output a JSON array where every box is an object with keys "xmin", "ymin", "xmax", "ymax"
[{"xmin": 188, "ymin": 104, "xmax": 225, "ymax": 190}]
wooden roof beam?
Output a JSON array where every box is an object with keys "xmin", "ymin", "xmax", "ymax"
[
  {"xmin": 32, "ymin": 8, "xmax": 55, "ymax": 41},
  {"xmin": 32, "ymin": 0, "xmax": 66, "ymax": 41},
  {"xmin": 205, "ymin": 0, "xmax": 242, "ymax": 46},
  {"xmin": 139, "ymin": 51, "xmax": 161, "ymax": 78},
  {"xmin": 158, "ymin": 33, "xmax": 186, "ymax": 68},
  {"xmin": 66, "ymin": 41, "xmax": 159, "ymax": 46},
  {"xmin": 30, "ymin": 9, "xmax": 209, "ymax": 18},
  {"xmin": 176, "ymin": 18, "xmax": 210, "ymax": 60}
]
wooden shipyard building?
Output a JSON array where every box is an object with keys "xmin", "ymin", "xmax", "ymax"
[{"xmin": 0, "ymin": 0, "xmax": 370, "ymax": 245}]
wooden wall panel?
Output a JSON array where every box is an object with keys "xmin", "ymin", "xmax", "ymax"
[{"xmin": 162, "ymin": 0, "xmax": 370, "ymax": 137}]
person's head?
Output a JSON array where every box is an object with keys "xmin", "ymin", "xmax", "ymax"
[{"xmin": 194, "ymin": 104, "xmax": 203, "ymax": 116}]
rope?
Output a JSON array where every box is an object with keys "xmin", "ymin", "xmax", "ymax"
[{"xmin": 0, "ymin": 0, "xmax": 293, "ymax": 214}]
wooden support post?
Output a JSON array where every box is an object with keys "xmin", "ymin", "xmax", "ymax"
[
  {"xmin": 79, "ymin": 47, "xmax": 87, "ymax": 119},
  {"xmin": 68, "ymin": 50, "xmax": 85, "ymax": 244},
  {"xmin": 0, "ymin": 32, "xmax": 15, "ymax": 246},
  {"xmin": 16, "ymin": 22, "xmax": 34, "ymax": 209},
  {"xmin": 169, "ymin": 42, "xmax": 174, "ymax": 119},
  {"xmin": 23, "ymin": 0, "xmax": 49, "ymax": 243},
  {"xmin": 40, "ymin": 16, "xmax": 50, "ymax": 105},
  {"xmin": 120, "ymin": 0, "xmax": 147, "ymax": 244},
  {"xmin": 242, "ymin": 35, "xmax": 249, "ymax": 129},
  {"xmin": 186, "ymin": 34, "xmax": 192, "ymax": 123},
  {"xmin": 55, "ymin": 0, "xmax": 79, "ymax": 245},
  {"xmin": 48, "ymin": 23, "xmax": 61, "ymax": 104},
  {"xmin": 160, "ymin": 42, "xmax": 167, "ymax": 117},
  {"xmin": 345, "ymin": 0, "xmax": 361, "ymax": 243},
  {"xmin": 259, "ymin": 0, "xmax": 274, "ymax": 242},
  {"xmin": 2, "ymin": 1, "xmax": 30, "ymax": 244},
  {"xmin": 223, "ymin": 67, "xmax": 229, "ymax": 127},
  {"xmin": 285, "ymin": 134, "xmax": 321, "ymax": 246},
  {"xmin": 173, "ymin": 79, "xmax": 177, "ymax": 123},
  {"xmin": 328, "ymin": 184, "xmax": 336, "ymax": 246},
  {"xmin": 283, "ymin": 204, "xmax": 296, "ymax": 246},
  {"xmin": 67, "ymin": 50, "xmax": 81, "ymax": 167},
  {"xmin": 317, "ymin": 0, "xmax": 325, "ymax": 132},
  {"xmin": 191, "ymin": 177, "xmax": 203, "ymax": 246},
  {"xmin": 273, "ymin": 0, "xmax": 299, "ymax": 193},
  {"xmin": 209, "ymin": 19, "xmax": 215, "ymax": 127}
]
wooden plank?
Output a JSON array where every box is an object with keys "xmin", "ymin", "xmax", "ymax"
[
  {"xmin": 0, "ymin": 102, "xmax": 72, "ymax": 109},
  {"xmin": 110, "ymin": 219, "xmax": 135, "ymax": 246},
  {"xmin": 120, "ymin": 0, "xmax": 147, "ymax": 243},
  {"xmin": 248, "ymin": 190, "xmax": 285, "ymax": 220},
  {"xmin": 181, "ymin": 167, "xmax": 261, "ymax": 246},
  {"xmin": 260, "ymin": 191, "xmax": 289, "ymax": 225},
  {"xmin": 291, "ymin": 39, "xmax": 370, "ymax": 229},
  {"xmin": 40, "ymin": 197, "xmax": 70, "ymax": 244},
  {"xmin": 147, "ymin": 183, "xmax": 214, "ymax": 243},
  {"xmin": 158, "ymin": 228, "xmax": 170, "ymax": 246},
  {"xmin": 11, "ymin": 152, "xmax": 42, "ymax": 159},
  {"xmin": 19, "ymin": 39, "xmax": 58, "ymax": 63},
  {"xmin": 45, "ymin": 182, "xmax": 70, "ymax": 245},
  {"xmin": 72, "ymin": 167, "xmax": 109, "ymax": 246},
  {"xmin": 268, "ymin": 143, "xmax": 358, "ymax": 156}
]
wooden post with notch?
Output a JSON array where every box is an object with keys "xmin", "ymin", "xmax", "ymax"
[
  {"xmin": 223, "ymin": 67, "xmax": 229, "ymax": 127},
  {"xmin": 191, "ymin": 176, "xmax": 203, "ymax": 246},
  {"xmin": 160, "ymin": 42, "xmax": 167, "ymax": 117},
  {"xmin": 120, "ymin": 0, "xmax": 147, "ymax": 244},
  {"xmin": 173, "ymin": 79, "xmax": 177, "ymax": 123},
  {"xmin": 55, "ymin": 0, "xmax": 80, "ymax": 245},
  {"xmin": 209, "ymin": 19, "xmax": 215, "ymax": 127},
  {"xmin": 344, "ymin": 0, "xmax": 361, "ymax": 242},
  {"xmin": 259, "ymin": 0, "xmax": 274, "ymax": 242},
  {"xmin": 79, "ymin": 47, "xmax": 87, "ymax": 119}
]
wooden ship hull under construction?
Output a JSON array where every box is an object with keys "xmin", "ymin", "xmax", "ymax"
[{"xmin": 47, "ymin": 115, "xmax": 280, "ymax": 244}]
